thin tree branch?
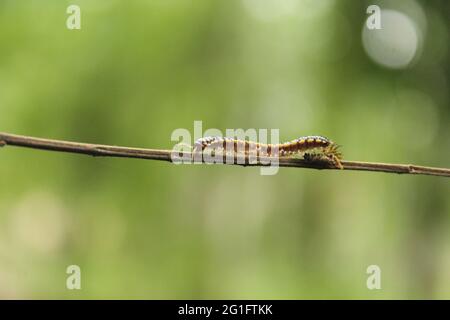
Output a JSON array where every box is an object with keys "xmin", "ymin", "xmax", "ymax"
[{"xmin": 0, "ymin": 132, "xmax": 449, "ymax": 177}]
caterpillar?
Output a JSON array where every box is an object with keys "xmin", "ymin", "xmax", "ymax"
[{"xmin": 192, "ymin": 135, "xmax": 343, "ymax": 169}]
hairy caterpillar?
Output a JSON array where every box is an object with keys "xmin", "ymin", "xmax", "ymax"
[{"xmin": 193, "ymin": 135, "xmax": 343, "ymax": 169}]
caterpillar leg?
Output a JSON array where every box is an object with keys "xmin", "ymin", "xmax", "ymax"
[
  {"xmin": 324, "ymin": 144, "xmax": 343, "ymax": 169},
  {"xmin": 328, "ymin": 154, "xmax": 343, "ymax": 169},
  {"xmin": 303, "ymin": 152, "xmax": 342, "ymax": 169},
  {"xmin": 303, "ymin": 152, "xmax": 322, "ymax": 162}
]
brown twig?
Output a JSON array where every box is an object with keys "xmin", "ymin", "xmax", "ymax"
[{"xmin": 0, "ymin": 132, "xmax": 449, "ymax": 177}]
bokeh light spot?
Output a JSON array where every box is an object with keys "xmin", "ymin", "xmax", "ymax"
[{"xmin": 362, "ymin": 9, "xmax": 422, "ymax": 69}]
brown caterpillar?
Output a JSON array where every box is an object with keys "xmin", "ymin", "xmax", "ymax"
[{"xmin": 193, "ymin": 135, "xmax": 343, "ymax": 169}]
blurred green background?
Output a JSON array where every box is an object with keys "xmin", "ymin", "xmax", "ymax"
[{"xmin": 0, "ymin": 0, "xmax": 449, "ymax": 299}]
